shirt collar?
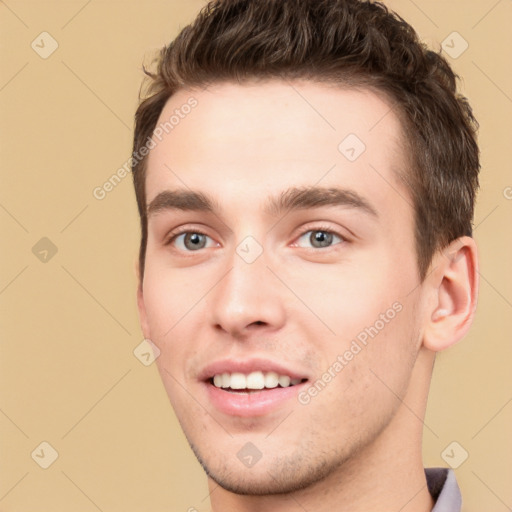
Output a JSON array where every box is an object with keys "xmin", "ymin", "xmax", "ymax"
[{"xmin": 425, "ymin": 467, "xmax": 462, "ymax": 511}]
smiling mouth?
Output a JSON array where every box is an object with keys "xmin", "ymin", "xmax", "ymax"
[{"xmin": 209, "ymin": 371, "xmax": 308, "ymax": 393}]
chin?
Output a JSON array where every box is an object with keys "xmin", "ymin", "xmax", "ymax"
[
  {"xmin": 208, "ymin": 469, "xmax": 317, "ymax": 496},
  {"xmin": 189, "ymin": 440, "xmax": 342, "ymax": 496}
]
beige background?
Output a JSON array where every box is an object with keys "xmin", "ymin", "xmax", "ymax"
[{"xmin": 1, "ymin": 0, "xmax": 511, "ymax": 510}]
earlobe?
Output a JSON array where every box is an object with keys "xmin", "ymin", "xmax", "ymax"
[{"xmin": 422, "ymin": 236, "xmax": 479, "ymax": 352}]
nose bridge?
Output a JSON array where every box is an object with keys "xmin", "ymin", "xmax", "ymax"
[{"xmin": 208, "ymin": 241, "xmax": 286, "ymax": 335}]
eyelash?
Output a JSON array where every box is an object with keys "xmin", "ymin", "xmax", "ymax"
[
  {"xmin": 165, "ymin": 225, "xmax": 347, "ymax": 250},
  {"xmin": 293, "ymin": 224, "xmax": 346, "ymax": 248},
  {"xmin": 165, "ymin": 227, "xmax": 210, "ymax": 245}
]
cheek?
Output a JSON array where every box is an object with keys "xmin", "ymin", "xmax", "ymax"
[
  {"xmin": 142, "ymin": 271, "xmax": 205, "ymax": 384},
  {"xmin": 295, "ymin": 271, "xmax": 420, "ymax": 413},
  {"xmin": 348, "ymin": 263, "xmax": 415, "ymax": 336},
  {"xmin": 306, "ymin": 311, "xmax": 419, "ymax": 443},
  {"xmin": 142, "ymin": 261, "xmax": 208, "ymax": 338},
  {"xmin": 283, "ymin": 260, "xmax": 403, "ymax": 342}
]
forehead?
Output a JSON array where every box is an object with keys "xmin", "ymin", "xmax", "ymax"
[{"xmin": 145, "ymin": 80, "xmax": 410, "ymax": 216}]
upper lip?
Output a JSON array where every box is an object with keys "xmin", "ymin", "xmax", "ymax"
[{"xmin": 198, "ymin": 357, "xmax": 311, "ymax": 382}]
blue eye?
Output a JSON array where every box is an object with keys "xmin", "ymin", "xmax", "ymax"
[
  {"xmin": 296, "ymin": 230, "xmax": 343, "ymax": 249},
  {"xmin": 173, "ymin": 232, "xmax": 216, "ymax": 251}
]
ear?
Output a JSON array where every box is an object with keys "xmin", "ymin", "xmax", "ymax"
[
  {"xmin": 422, "ymin": 236, "xmax": 479, "ymax": 352},
  {"xmin": 135, "ymin": 258, "xmax": 151, "ymax": 340}
]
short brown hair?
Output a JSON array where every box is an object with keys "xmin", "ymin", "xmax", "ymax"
[{"xmin": 132, "ymin": 0, "xmax": 479, "ymax": 282}]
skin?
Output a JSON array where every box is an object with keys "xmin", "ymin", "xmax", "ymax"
[{"xmin": 137, "ymin": 81, "xmax": 478, "ymax": 511}]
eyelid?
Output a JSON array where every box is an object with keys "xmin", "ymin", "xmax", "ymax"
[
  {"xmin": 164, "ymin": 225, "xmax": 217, "ymax": 247},
  {"xmin": 290, "ymin": 223, "xmax": 349, "ymax": 247}
]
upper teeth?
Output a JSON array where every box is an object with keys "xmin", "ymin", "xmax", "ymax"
[{"xmin": 212, "ymin": 371, "xmax": 302, "ymax": 390}]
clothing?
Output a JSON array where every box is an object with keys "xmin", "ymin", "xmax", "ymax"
[{"xmin": 426, "ymin": 468, "xmax": 462, "ymax": 511}]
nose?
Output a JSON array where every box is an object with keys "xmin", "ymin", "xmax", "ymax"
[{"xmin": 207, "ymin": 248, "xmax": 287, "ymax": 338}]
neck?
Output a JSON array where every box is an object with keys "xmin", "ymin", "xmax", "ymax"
[{"xmin": 209, "ymin": 348, "xmax": 436, "ymax": 512}]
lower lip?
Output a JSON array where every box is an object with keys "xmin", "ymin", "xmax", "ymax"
[{"xmin": 204, "ymin": 381, "xmax": 307, "ymax": 417}]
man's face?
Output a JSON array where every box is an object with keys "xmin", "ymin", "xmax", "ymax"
[{"xmin": 138, "ymin": 81, "xmax": 428, "ymax": 494}]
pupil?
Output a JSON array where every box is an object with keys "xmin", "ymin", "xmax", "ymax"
[
  {"xmin": 185, "ymin": 233, "xmax": 205, "ymax": 250},
  {"xmin": 312, "ymin": 231, "xmax": 332, "ymax": 248}
]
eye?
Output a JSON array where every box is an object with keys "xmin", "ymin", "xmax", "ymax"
[
  {"xmin": 171, "ymin": 232, "xmax": 217, "ymax": 251},
  {"xmin": 295, "ymin": 229, "xmax": 344, "ymax": 249}
]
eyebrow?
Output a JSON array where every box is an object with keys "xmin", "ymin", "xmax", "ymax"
[
  {"xmin": 147, "ymin": 190, "xmax": 216, "ymax": 217},
  {"xmin": 266, "ymin": 186, "xmax": 378, "ymax": 218},
  {"xmin": 146, "ymin": 186, "xmax": 378, "ymax": 218}
]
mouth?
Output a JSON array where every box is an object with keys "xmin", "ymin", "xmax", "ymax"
[
  {"xmin": 200, "ymin": 360, "xmax": 310, "ymax": 417},
  {"xmin": 210, "ymin": 371, "xmax": 307, "ymax": 393}
]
